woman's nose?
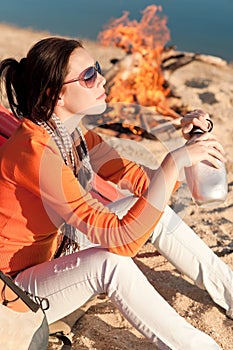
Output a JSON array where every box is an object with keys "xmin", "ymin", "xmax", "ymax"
[{"xmin": 97, "ymin": 72, "xmax": 106, "ymax": 87}]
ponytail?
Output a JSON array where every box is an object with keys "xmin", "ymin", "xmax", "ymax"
[{"xmin": 0, "ymin": 57, "xmax": 28, "ymax": 119}]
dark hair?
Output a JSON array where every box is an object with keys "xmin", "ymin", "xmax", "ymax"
[{"xmin": 0, "ymin": 37, "xmax": 83, "ymax": 121}]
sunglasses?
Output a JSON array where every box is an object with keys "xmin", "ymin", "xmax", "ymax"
[{"xmin": 63, "ymin": 61, "xmax": 102, "ymax": 88}]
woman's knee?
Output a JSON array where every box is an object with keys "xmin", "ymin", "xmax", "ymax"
[
  {"xmin": 91, "ymin": 247, "xmax": 133, "ymax": 270},
  {"xmin": 88, "ymin": 248, "xmax": 137, "ymax": 284}
]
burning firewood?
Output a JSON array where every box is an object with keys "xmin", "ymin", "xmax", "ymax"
[{"xmin": 84, "ymin": 102, "xmax": 182, "ymax": 142}]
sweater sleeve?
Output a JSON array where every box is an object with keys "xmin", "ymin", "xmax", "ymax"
[
  {"xmin": 85, "ymin": 129, "xmax": 151, "ymax": 196},
  {"xmin": 85, "ymin": 128, "xmax": 181, "ymax": 196},
  {"xmin": 14, "ymin": 134, "xmax": 162, "ymax": 257}
]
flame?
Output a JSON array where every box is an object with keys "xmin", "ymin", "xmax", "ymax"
[{"xmin": 98, "ymin": 5, "xmax": 179, "ymax": 118}]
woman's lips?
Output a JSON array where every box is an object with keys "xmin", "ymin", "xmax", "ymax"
[{"xmin": 96, "ymin": 92, "xmax": 106, "ymax": 100}]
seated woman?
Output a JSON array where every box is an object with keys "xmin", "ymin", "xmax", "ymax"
[{"xmin": 0, "ymin": 37, "xmax": 232, "ymax": 350}]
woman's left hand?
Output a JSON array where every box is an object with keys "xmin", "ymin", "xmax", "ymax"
[{"xmin": 181, "ymin": 109, "xmax": 211, "ymax": 140}]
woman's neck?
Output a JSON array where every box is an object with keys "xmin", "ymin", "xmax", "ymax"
[
  {"xmin": 54, "ymin": 110, "xmax": 84, "ymax": 134},
  {"xmin": 62, "ymin": 114, "xmax": 84, "ymax": 133}
]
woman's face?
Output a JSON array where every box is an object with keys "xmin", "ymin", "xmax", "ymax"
[{"xmin": 56, "ymin": 47, "xmax": 107, "ymax": 123}]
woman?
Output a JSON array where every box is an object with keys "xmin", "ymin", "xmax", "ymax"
[{"xmin": 0, "ymin": 37, "xmax": 232, "ymax": 350}]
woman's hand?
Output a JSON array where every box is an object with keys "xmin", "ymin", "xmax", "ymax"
[
  {"xmin": 172, "ymin": 132, "xmax": 226, "ymax": 171},
  {"xmin": 146, "ymin": 132, "xmax": 225, "ymax": 211},
  {"xmin": 181, "ymin": 109, "xmax": 211, "ymax": 140}
]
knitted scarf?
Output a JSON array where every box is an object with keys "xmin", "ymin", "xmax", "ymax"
[{"xmin": 36, "ymin": 114, "xmax": 93, "ymax": 256}]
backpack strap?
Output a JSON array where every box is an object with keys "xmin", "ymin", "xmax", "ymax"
[{"xmin": 0, "ymin": 271, "xmax": 40, "ymax": 312}]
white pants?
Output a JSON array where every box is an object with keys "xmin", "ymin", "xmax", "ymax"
[{"xmin": 14, "ymin": 200, "xmax": 233, "ymax": 349}]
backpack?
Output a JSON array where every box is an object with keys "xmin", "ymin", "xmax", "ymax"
[{"xmin": 0, "ymin": 271, "xmax": 49, "ymax": 350}]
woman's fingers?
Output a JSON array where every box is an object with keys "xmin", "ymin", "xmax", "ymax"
[
  {"xmin": 188, "ymin": 133, "xmax": 226, "ymax": 157},
  {"xmin": 203, "ymin": 152, "xmax": 225, "ymax": 169},
  {"xmin": 206, "ymin": 146, "xmax": 226, "ymax": 165},
  {"xmin": 181, "ymin": 109, "xmax": 211, "ymax": 139},
  {"xmin": 186, "ymin": 137, "xmax": 226, "ymax": 168}
]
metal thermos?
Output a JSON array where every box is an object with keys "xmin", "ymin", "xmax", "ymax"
[{"xmin": 184, "ymin": 120, "xmax": 228, "ymax": 208}]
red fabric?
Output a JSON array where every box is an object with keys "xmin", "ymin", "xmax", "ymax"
[
  {"xmin": 0, "ymin": 135, "xmax": 6, "ymax": 146},
  {"xmin": 0, "ymin": 105, "xmax": 20, "ymax": 146}
]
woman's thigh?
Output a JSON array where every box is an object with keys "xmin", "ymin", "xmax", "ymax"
[{"xmin": 14, "ymin": 247, "xmax": 119, "ymax": 323}]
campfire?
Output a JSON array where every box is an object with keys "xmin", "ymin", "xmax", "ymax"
[
  {"xmin": 98, "ymin": 4, "xmax": 180, "ymax": 119},
  {"xmin": 89, "ymin": 4, "xmax": 225, "ymax": 140}
]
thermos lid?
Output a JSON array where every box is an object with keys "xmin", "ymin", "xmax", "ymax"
[{"xmin": 190, "ymin": 118, "xmax": 213, "ymax": 135}]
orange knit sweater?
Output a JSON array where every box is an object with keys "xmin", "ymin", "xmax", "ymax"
[{"xmin": 0, "ymin": 119, "xmax": 162, "ymax": 276}]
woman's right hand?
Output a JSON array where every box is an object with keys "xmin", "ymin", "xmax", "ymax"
[{"xmin": 171, "ymin": 132, "xmax": 226, "ymax": 171}]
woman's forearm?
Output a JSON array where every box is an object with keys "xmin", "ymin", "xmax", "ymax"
[{"xmin": 144, "ymin": 152, "xmax": 181, "ymax": 211}]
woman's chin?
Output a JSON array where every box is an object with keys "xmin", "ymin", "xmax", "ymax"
[{"xmin": 84, "ymin": 102, "xmax": 107, "ymax": 116}]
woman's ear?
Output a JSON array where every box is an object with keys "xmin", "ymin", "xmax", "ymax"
[{"xmin": 57, "ymin": 94, "xmax": 65, "ymax": 107}]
